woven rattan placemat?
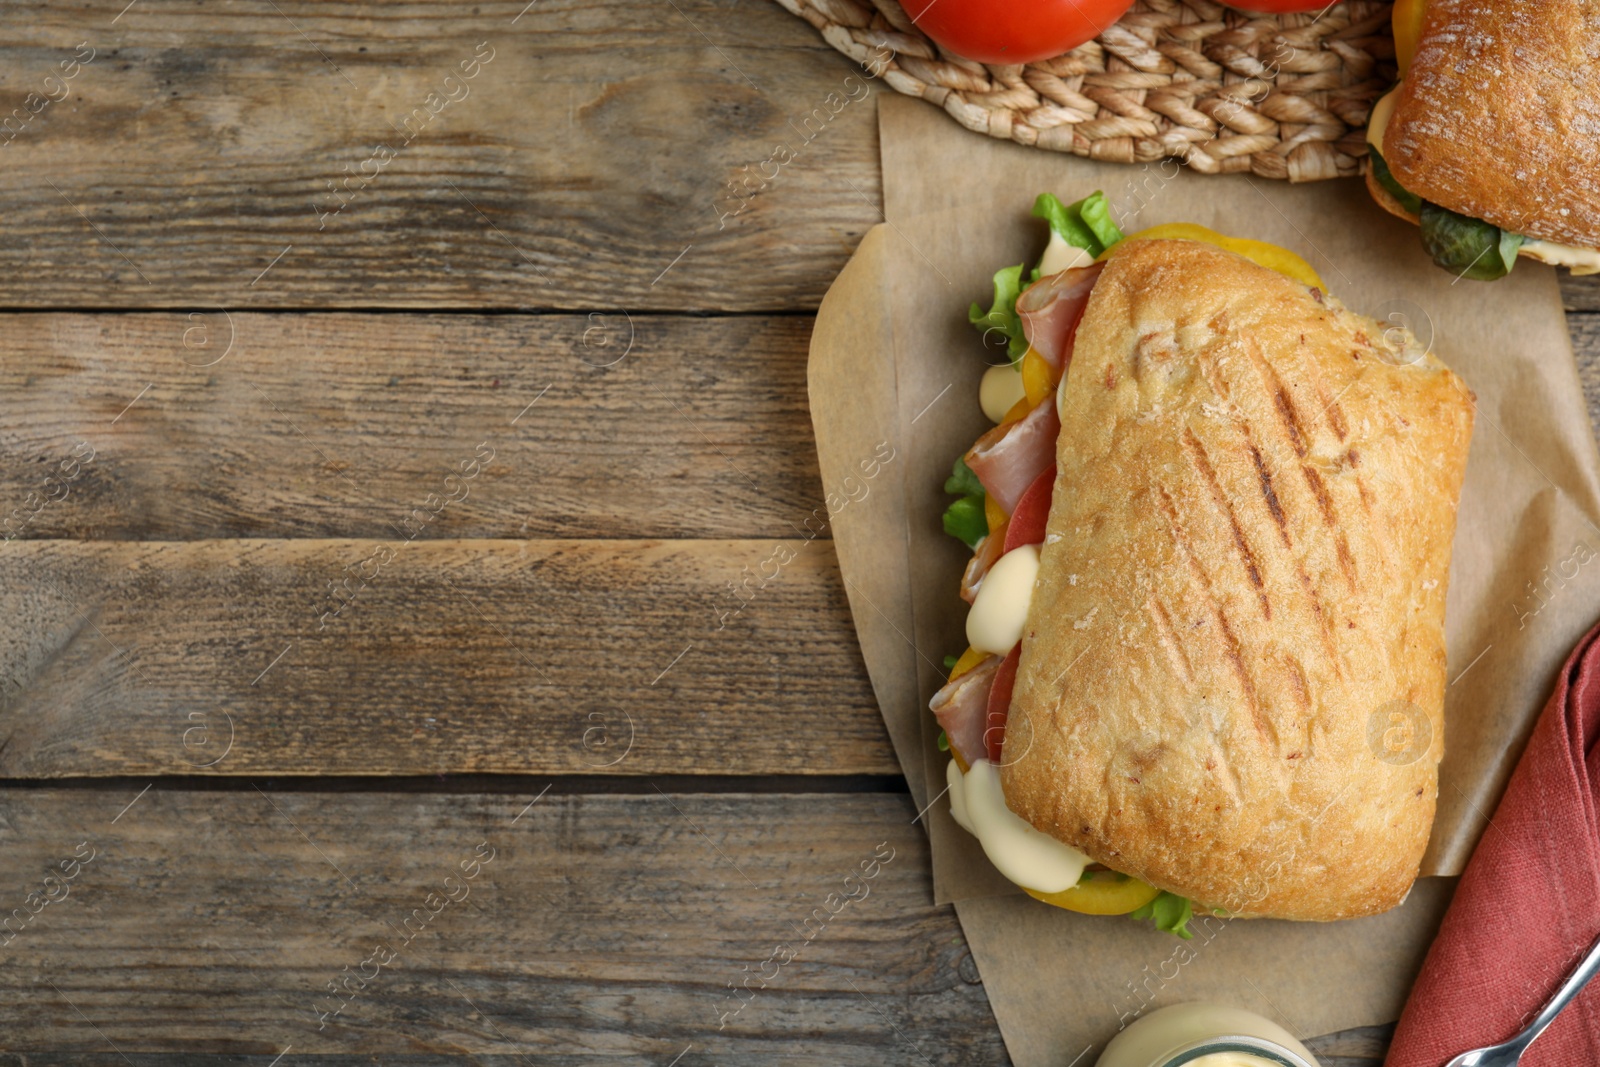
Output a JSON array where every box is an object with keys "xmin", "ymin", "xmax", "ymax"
[{"xmin": 776, "ymin": 0, "xmax": 1395, "ymax": 180}]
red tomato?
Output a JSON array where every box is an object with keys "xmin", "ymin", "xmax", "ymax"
[
  {"xmin": 1004, "ymin": 465, "xmax": 1056, "ymax": 553},
  {"xmin": 1218, "ymin": 0, "xmax": 1331, "ymax": 10},
  {"xmin": 902, "ymin": 0, "xmax": 1137, "ymax": 64},
  {"xmin": 985, "ymin": 644, "xmax": 1022, "ymax": 763}
]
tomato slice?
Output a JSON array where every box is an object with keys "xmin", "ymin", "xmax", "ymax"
[
  {"xmin": 1004, "ymin": 466, "xmax": 1055, "ymax": 553},
  {"xmin": 985, "ymin": 644, "xmax": 1021, "ymax": 763},
  {"xmin": 1025, "ymin": 871, "xmax": 1163, "ymax": 915}
]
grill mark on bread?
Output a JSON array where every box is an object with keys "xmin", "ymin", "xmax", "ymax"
[
  {"xmin": 1280, "ymin": 653, "xmax": 1312, "ymax": 716},
  {"xmin": 1294, "ymin": 563, "xmax": 1344, "ymax": 678},
  {"xmin": 1155, "ymin": 484, "xmax": 1268, "ymax": 739},
  {"xmin": 1301, "ymin": 356, "xmax": 1349, "ymax": 440},
  {"xmin": 1248, "ymin": 444, "xmax": 1288, "ymax": 541},
  {"xmin": 1300, "ymin": 463, "xmax": 1359, "ymax": 591},
  {"xmin": 1273, "ymin": 386, "xmax": 1308, "ymax": 456},
  {"xmin": 1215, "ymin": 611, "xmax": 1273, "ymax": 744},
  {"xmin": 1239, "ymin": 427, "xmax": 1345, "ymax": 675},
  {"xmin": 1243, "ymin": 346, "xmax": 1310, "ymax": 459},
  {"xmin": 1146, "ymin": 595, "xmax": 1195, "ymax": 686},
  {"xmin": 1204, "ymin": 739, "xmax": 1244, "ymax": 806},
  {"xmin": 1182, "ymin": 428, "xmax": 1271, "ymax": 619}
]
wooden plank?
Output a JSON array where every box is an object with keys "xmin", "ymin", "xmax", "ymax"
[
  {"xmin": 3, "ymin": 0, "xmax": 1596, "ymax": 317},
  {"xmin": 0, "ymin": 538, "xmax": 897, "ymax": 777},
  {"xmin": 0, "ymin": 788, "xmax": 997, "ymax": 1060},
  {"xmin": 0, "ymin": 313, "xmax": 828, "ymax": 540},
  {"xmin": 0, "ymin": 786, "xmax": 1382, "ymax": 1064},
  {"xmin": 1560, "ymin": 273, "xmax": 1600, "ymax": 314},
  {"xmin": 0, "ymin": 0, "xmax": 880, "ymax": 311},
  {"xmin": 1569, "ymin": 313, "xmax": 1600, "ymax": 448}
]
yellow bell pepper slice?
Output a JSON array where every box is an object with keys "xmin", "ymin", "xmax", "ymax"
[
  {"xmin": 1026, "ymin": 870, "xmax": 1163, "ymax": 915},
  {"xmin": 1020, "ymin": 347, "xmax": 1055, "ymax": 407},
  {"xmin": 1392, "ymin": 0, "xmax": 1424, "ymax": 76},
  {"xmin": 948, "ymin": 645, "xmax": 987, "ymax": 683},
  {"xmin": 1105, "ymin": 223, "xmax": 1325, "ymax": 292},
  {"xmin": 1000, "ymin": 395, "xmax": 1032, "ymax": 426},
  {"xmin": 984, "ymin": 494, "xmax": 1008, "ymax": 534}
]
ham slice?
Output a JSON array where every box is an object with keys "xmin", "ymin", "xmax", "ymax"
[
  {"xmin": 929, "ymin": 654, "xmax": 999, "ymax": 768},
  {"xmin": 1016, "ymin": 262, "xmax": 1103, "ymax": 375},
  {"xmin": 965, "ymin": 396, "xmax": 1060, "ymax": 515},
  {"xmin": 960, "ymin": 526, "xmax": 1007, "ymax": 604}
]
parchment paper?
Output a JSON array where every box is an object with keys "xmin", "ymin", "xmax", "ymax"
[{"xmin": 809, "ymin": 93, "xmax": 1600, "ymax": 1065}]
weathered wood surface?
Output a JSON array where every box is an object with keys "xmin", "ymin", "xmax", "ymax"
[
  {"xmin": 1571, "ymin": 313, "xmax": 1600, "ymax": 447},
  {"xmin": 0, "ymin": 309, "xmax": 1592, "ymax": 546},
  {"xmin": 1561, "ymin": 274, "xmax": 1600, "ymax": 314},
  {"xmin": 0, "ymin": 0, "xmax": 879, "ymax": 311},
  {"xmin": 0, "ymin": 310, "xmax": 1594, "ymax": 782},
  {"xmin": 1, "ymin": 2, "xmax": 1596, "ymax": 1061},
  {"xmin": 0, "ymin": 788, "xmax": 993, "ymax": 1060},
  {"xmin": 2, "ymin": 0, "xmax": 1597, "ymax": 317},
  {"xmin": 0, "ymin": 538, "xmax": 893, "ymax": 777},
  {"xmin": 0, "ymin": 785, "xmax": 1388, "ymax": 1065},
  {"xmin": 0, "ymin": 313, "xmax": 826, "ymax": 540}
]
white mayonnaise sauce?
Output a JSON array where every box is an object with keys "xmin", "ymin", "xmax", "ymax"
[
  {"xmin": 1520, "ymin": 239, "xmax": 1600, "ymax": 275},
  {"xmin": 979, "ymin": 363, "xmax": 1026, "ymax": 423},
  {"xmin": 1038, "ymin": 233, "xmax": 1096, "ymax": 277},
  {"xmin": 946, "ymin": 757, "xmax": 1088, "ymax": 893},
  {"xmin": 965, "ymin": 543, "xmax": 1039, "ymax": 654}
]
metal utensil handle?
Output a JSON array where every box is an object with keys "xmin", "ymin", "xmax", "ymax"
[{"xmin": 1513, "ymin": 930, "xmax": 1600, "ymax": 1054}]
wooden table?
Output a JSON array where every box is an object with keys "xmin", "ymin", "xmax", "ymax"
[{"xmin": 1, "ymin": 3, "xmax": 1595, "ymax": 1062}]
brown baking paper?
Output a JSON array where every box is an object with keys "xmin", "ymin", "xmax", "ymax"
[{"xmin": 809, "ymin": 92, "xmax": 1600, "ymax": 1065}]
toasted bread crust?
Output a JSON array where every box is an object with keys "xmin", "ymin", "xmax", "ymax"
[
  {"xmin": 999, "ymin": 240, "xmax": 1475, "ymax": 921},
  {"xmin": 1384, "ymin": 0, "xmax": 1600, "ymax": 247},
  {"xmin": 1364, "ymin": 168, "xmax": 1420, "ymax": 227}
]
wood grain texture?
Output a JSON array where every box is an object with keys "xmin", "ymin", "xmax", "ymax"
[
  {"xmin": 0, "ymin": 0, "xmax": 879, "ymax": 311},
  {"xmin": 0, "ymin": 788, "xmax": 1002, "ymax": 1061},
  {"xmin": 0, "ymin": 785, "xmax": 1388, "ymax": 1065},
  {"xmin": 0, "ymin": 313, "xmax": 827, "ymax": 540},
  {"xmin": 1571, "ymin": 313, "xmax": 1600, "ymax": 448},
  {"xmin": 1, "ymin": 0, "xmax": 1594, "ymax": 319},
  {"xmin": 1560, "ymin": 273, "xmax": 1600, "ymax": 313},
  {"xmin": 0, "ymin": 538, "xmax": 895, "ymax": 777}
]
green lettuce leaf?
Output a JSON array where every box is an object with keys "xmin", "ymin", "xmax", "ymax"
[
  {"xmin": 1130, "ymin": 891, "xmax": 1195, "ymax": 939},
  {"xmin": 942, "ymin": 495, "xmax": 987, "ymax": 549},
  {"xmin": 1367, "ymin": 145, "xmax": 1422, "ymax": 216},
  {"xmin": 944, "ymin": 456, "xmax": 985, "ymax": 498},
  {"xmin": 968, "ymin": 263, "xmax": 1029, "ymax": 361},
  {"xmin": 1077, "ymin": 192, "xmax": 1125, "ymax": 253},
  {"xmin": 941, "ymin": 456, "xmax": 988, "ymax": 548},
  {"xmin": 1031, "ymin": 191, "xmax": 1124, "ymax": 260},
  {"xmin": 1499, "ymin": 228, "xmax": 1526, "ymax": 273},
  {"xmin": 1420, "ymin": 202, "xmax": 1521, "ymax": 281}
]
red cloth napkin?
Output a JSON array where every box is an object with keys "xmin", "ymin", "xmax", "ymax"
[{"xmin": 1387, "ymin": 620, "xmax": 1600, "ymax": 1067}]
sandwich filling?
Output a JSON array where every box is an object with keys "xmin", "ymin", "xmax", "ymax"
[{"xmin": 932, "ymin": 194, "xmax": 1324, "ymax": 936}]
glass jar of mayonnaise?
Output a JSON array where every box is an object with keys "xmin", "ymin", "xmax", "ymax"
[{"xmin": 1095, "ymin": 1002, "xmax": 1321, "ymax": 1067}]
